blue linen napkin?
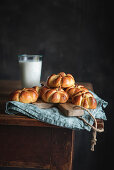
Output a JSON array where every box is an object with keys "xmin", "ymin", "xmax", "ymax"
[{"xmin": 5, "ymin": 91, "xmax": 108, "ymax": 131}]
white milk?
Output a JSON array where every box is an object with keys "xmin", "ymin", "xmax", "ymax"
[{"xmin": 19, "ymin": 61, "xmax": 42, "ymax": 88}]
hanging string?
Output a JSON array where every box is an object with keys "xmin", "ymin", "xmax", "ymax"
[{"xmin": 73, "ymin": 105, "xmax": 104, "ymax": 151}]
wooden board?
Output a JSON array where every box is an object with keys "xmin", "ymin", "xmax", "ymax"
[
  {"xmin": 58, "ymin": 103, "xmax": 84, "ymax": 116},
  {"xmin": 33, "ymin": 100, "xmax": 54, "ymax": 109},
  {"xmin": 33, "ymin": 100, "xmax": 84, "ymax": 117}
]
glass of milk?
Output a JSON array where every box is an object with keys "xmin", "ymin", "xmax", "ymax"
[{"xmin": 18, "ymin": 54, "xmax": 43, "ymax": 88}]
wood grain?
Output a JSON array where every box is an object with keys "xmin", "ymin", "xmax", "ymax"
[
  {"xmin": 50, "ymin": 128, "xmax": 75, "ymax": 170},
  {"xmin": 33, "ymin": 100, "xmax": 84, "ymax": 116},
  {"xmin": 58, "ymin": 103, "xmax": 84, "ymax": 116},
  {"xmin": 0, "ymin": 125, "xmax": 51, "ymax": 169}
]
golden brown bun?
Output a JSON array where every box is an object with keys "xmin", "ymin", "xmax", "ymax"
[
  {"xmin": 72, "ymin": 91, "xmax": 97, "ymax": 109},
  {"xmin": 65, "ymin": 84, "xmax": 89, "ymax": 98},
  {"xmin": 32, "ymin": 85, "xmax": 49, "ymax": 98},
  {"xmin": 47, "ymin": 72, "xmax": 75, "ymax": 88},
  {"xmin": 32, "ymin": 86, "xmax": 41, "ymax": 96},
  {"xmin": 32, "ymin": 86, "xmax": 40, "ymax": 93},
  {"xmin": 9, "ymin": 88, "xmax": 39, "ymax": 103},
  {"xmin": 39, "ymin": 86, "xmax": 49, "ymax": 98},
  {"xmin": 41, "ymin": 86, "xmax": 69, "ymax": 103}
]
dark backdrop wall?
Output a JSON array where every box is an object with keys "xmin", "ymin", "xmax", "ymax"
[{"xmin": 0, "ymin": 0, "xmax": 113, "ymax": 170}]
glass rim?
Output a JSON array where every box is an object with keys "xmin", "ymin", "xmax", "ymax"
[{"xmin": 18, "ymin": 54, "xmax": 43, "ymax": 58}]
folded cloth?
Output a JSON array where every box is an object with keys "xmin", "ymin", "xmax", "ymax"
[{"xmin": 5, "ymin": 91, "xmax": 108, "ymax": 131}]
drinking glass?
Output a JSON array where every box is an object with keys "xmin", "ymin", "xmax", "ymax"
[{"xmin": 18, "ymin": 54, "xmax": 43, "ymax": 88}]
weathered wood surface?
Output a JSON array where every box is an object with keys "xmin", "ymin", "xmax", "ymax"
[
  {"xmin": 0, "ymin": 125, "xmax": 51, "ymax": 169},
  {"xmin": 50, "ymin": 128, "xmax": 75, "ymax": 170},
  {"xmin": 58, "ymin": 103, "xmax": 84, "ymax": 116},
  {"xmin": 0, "ymin": 125, "xmax": 74, "ymax": 170}
]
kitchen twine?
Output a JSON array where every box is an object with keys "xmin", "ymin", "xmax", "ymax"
[{"xmin": 73, "ymin": 105, "xmax": 104, "ymax": 151}]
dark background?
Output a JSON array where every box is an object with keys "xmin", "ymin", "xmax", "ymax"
[{"xmin": 0, "ymin": 0, "xmax": 113, "ymax": 170}]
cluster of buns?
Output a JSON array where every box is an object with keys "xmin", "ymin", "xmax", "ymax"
[{"xmin": 9, "ymin": 72, "xmax": 97, "ymax": 109}]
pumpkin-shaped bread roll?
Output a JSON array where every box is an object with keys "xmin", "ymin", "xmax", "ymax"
[
  {"xmin": 41, "ymin": 86, "xmax": 69, "ymax": 103},
  {"xmin": 47, "ymin": 72, "xmax": 75, "ymax": 88},
  {"xmin": 72, "ymin": 91, "xmax": 97, "ymax": 109},
  {"xmin": 65, "ymin": 84, "xmax": 89, "ymax": 98},
  {"xmin": 9, "ymin": 88, "xmax": 39, "ymax": 103}
]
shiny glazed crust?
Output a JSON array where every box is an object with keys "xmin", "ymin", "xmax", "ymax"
[
  {"xmin": 65, "ymin": 84, "xmax": 89, "ymax": 98},
  {"xmin": 72, "ymin": 91, "xmax": 97, "ymax": 109},
  {"xmin": 41, "ymin": 86, "xmax": 69, "ymax": 103},
  {"xmin": 9, "ymin": 88, "xmax": 39, "ymax": 103},
  {"xmin": 47, "ymin": 72, "xmax": 75, "ymax": 88},
  {"xmin": 39, "ymin": 86, "xmax": 49, "ymax": 98}
]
